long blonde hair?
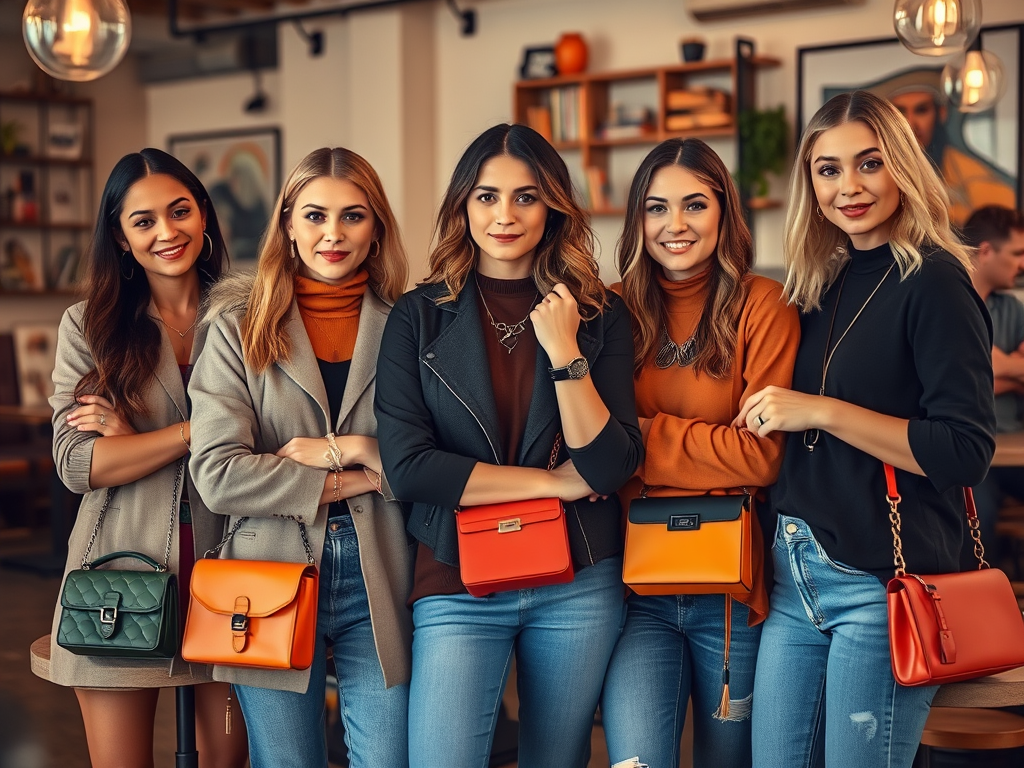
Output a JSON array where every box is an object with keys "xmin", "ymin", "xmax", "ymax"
[
  {"xmin": 617, "ymin": 138, "xmax": 751, "ymax": 377},
  {"xmin": 241, "ymin": 147, "xmax": 408, "ymax": 372},
  {"xmin": 784, "ymin": 90, "xmax": 971, "ymax": 311},
  {"xmin": 424, "ymin": 124, "xmax": 605, "ymax": 319}
]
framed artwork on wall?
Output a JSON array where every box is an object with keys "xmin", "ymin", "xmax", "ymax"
[
  {"xmin": 797, "ymin": 24, "xmax": 1023, "ymax": 227},
  {"xmin": 12, "ymin": 323, "xmax": 59, "ymax": 406},
  {"xmin": 169, "ymin": 127, "xmax": 282, "ymax": 261}
]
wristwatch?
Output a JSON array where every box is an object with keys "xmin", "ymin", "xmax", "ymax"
[{"xmin": 549, "ymin": 356, "xmax": 589, "ymax": 381}]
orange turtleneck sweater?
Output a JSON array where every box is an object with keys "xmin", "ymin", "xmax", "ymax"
[
  {"xmin": 612, "ymin": 267, "xmax": 800, "ymax": 625},
  {"xmin": 294, "ymin": 270, "xmax": 367, "ymax": 363}
]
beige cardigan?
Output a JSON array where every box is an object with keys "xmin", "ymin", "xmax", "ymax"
[
  {"xmin": 44, "ymin": 300, "xmax": 221, "ymax": 689},
  {"xmin": 187, "ymin": 274, "xmax": 413, "ymax": 694}
]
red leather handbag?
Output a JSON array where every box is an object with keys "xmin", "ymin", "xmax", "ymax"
[
  {"xmin": 455, "ymin": 436, "xmax": 574, "ymax": 597},
  {"xmin": 884, "ymin": 463, "xmax": 1024, "ymax": 686}
]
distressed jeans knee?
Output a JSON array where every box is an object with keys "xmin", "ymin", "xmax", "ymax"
[
  {"xmin": 611, "ymin": 759, "xmax": 648, "ymax": 768},
  {"xmin": 713, "ymin": 691, "xmax": 753, "ymax": 722}
]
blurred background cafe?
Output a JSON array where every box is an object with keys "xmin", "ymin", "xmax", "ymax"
[{"xmin": 1, "ymin": 0, "xmax": 1023, "ymax": 766}]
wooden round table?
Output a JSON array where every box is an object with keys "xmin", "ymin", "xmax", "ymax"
[{"xmin": 933, "ymin": 666, "xmax": 1024, "ymax": 708}]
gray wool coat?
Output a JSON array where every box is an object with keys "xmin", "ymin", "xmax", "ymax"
[
  {"xmin": 45, "ymin": 300, "xmax": 221, "ymax": 689},
  {"xmin": 187, "ymin": 273, "xmax": 413, "ymax": 694}
]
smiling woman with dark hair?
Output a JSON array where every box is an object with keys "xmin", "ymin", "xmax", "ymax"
[
  {"xmin": 375, "ymin": 123, "xmax": 642, "ymax": 767},
  {"xmin": 40, "ymin": 148, "xmax": 247, "ymax": 768}
]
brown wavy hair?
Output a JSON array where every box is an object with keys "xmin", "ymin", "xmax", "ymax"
[
  {"xmin": 241, "ymin": 147, "xmax": 409, "ymax": 372},
  {"xmin": 424, "ymin": 123, "xmax": 605, "ymax": 319},
  {"xmin": 616, "ymin": 138, "xmax": 752, "ymax": 377},
  {"xmin": 76, "ymin": 149, "xmax": 228, "ymax": 423}
]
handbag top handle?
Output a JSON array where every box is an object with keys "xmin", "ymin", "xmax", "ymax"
[
  {"xmin": 79, "ymin": 460, "xmax": 183, "ymax": 572},
  {"xmin": 205, "ymin": 514, "xmax": 316, "ymax": 565},
  {"xmin": 883, "ymin": 462, "xmax": 986, "ymax": 577}
]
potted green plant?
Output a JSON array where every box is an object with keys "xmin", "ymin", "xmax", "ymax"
[
  {"xmin": 0, "ymin": 121, "xmax": 19, "ymax": 156},
  {"xmin": 736, "ymin": 106, "xmax": 788, "ymax": 205}
]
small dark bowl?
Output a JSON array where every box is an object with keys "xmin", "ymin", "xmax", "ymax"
[{"xmin": 681, "ymin": 41, "xmax": 706, "ymax": 63}]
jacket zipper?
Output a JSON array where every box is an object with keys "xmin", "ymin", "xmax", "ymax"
[
  {"xmin": 571, "ymin": 504, "xmax": 595, "ymax": 565},
  {"xmin": 423, "ymin": 358, "xmax": 501, "ymax": 464}
]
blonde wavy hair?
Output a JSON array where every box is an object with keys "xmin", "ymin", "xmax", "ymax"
[
  {"xmin": 784, "ymin": 90, "xmax": 971, "ymax": 311},
  {"xmin": 241, "ymin": 147, "xmax": 408, "ymax": 372},
  {"xmin": 424, "ymin": 123, "xmax": 605, "ymax": 319},
  {"xmin": 617, "ymin": 138, "xmax": 752, "ymax": 377}
]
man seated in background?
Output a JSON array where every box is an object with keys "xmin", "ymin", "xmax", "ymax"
[{"xmin": 966, "ymin": 205, "xmax": 1024, "ymax": 569}]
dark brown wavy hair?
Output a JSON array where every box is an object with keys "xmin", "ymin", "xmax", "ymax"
[
  {"xmin": 616, "ymin": 138, "xmax": 751, "ymax": 377},
  {"xmin": 75, "ymin": 149, "xmax": 228, "ymax": 422},
  {"xmin": 424, "ymin": 123, "xmax": 605, "ymax": 319}
]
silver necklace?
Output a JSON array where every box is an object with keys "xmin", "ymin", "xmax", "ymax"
[
  {"xmin": 475, "ymin": 276, "xmax": 539, "ymax": 354},
  {"xmin": 803, "ymin": 260, "xmax": 896, "ymax": 452},
  {"xmin": 655, "ymin": 327, "xmax": 697, "ymax": 368}
]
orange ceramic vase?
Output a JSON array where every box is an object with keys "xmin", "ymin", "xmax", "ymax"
[{"xmin": 555, "ymin": 33, "xmax": 588, "ymax": 75}]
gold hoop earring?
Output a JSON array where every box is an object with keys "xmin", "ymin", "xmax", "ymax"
[
  {"xmin": 816, "ymin": 206, "xmax": 824, "ymax": 222},
  {"xmin": 290, "ymin": 239, "xmax": 298, "ymax": 259},
  {"xmin": 369, "ymin": 240, "xmax": 380, "ymax": 259}
]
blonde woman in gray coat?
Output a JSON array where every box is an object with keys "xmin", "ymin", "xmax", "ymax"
[
  {"xmin": 188, "ymin": 147, "xmax": 414, "ymax": 768},
  {"xmin": 42, "ymin": 149, "xmax": 248, "ymax": 767}
]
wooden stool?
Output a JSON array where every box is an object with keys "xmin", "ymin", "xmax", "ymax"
[
  {"xmin": 30, "ymin": 634, "xmax": 50, "ymax": 680},
  {"xmin": 917, "ymin": 706, "xmax": 1024, "ymax": 767}
]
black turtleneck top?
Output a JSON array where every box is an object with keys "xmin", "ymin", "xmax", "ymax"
[{"xmin": 770, "ymin": 242, "xmax": 995, "ymax": 581}]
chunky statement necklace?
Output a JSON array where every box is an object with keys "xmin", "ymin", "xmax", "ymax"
[
  {"xmin": 475, "ymin": 276, "xmax": 539, "ymax": 354},
  {"xmin": 803, "ymin": 260, "xmax": 896, "ymax": 452},
  {"xmin": 655, "ymin": 327, "xmax": 698, "ymax": 368}
]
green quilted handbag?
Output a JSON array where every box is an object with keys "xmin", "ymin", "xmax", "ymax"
[{"xmin": 56, "ymin": 461, "xmax": 183, "ymax": 659}]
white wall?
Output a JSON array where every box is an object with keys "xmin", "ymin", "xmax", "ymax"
[{"xmin": 434, "ymin": 0, "xmax": 1024, "ymax": 281}]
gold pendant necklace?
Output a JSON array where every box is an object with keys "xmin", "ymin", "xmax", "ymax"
[{"xmin": 804, "ymin": 260, "xmax": 896, "ymax": 452}]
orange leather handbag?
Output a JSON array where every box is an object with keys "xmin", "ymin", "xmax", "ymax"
[
  {"xmin": 456, "ymin": 436, "xmax": 574, "ymax": 597},
  {"xmin": 884, "ymin": 464, "xmax": 1024, "ymax": 686},
  {"xmin": 181, "ymin": 518, "xmax": 318, "ymax": 670},
  {"xmin": 622, "ymin": 492, "xmax": 753, "ymax": 596}
]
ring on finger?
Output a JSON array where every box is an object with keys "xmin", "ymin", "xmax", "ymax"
[
  {"xmin": 756, "ymin": 415, "xmax": 765, "ymax": 427},
  {"xmin": 99, "ymin": 412, "xmax": 106, "ymax": 426}
]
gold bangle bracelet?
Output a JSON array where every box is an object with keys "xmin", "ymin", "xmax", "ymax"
[{"xmin": 179, "ymin": 421, "xmax": 189, "ymax": 449}]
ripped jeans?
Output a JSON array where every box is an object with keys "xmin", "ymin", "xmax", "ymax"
[
  {"xmin": 751, "ymin": 515, "xmax": 937, "ymax": 768},
  {"xmin": 601, "ymin": 592, "xmax": 761, "ymax": 768}
]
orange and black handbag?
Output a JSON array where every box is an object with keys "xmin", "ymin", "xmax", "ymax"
[{"xmin": 622, "ymin": 490, "xmax": 753, "ymax": 596}]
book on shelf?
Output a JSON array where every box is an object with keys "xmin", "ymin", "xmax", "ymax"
[
  {"xmin": 664, "ymin": 111, "xmax": 732, "ymax": 132},
  {"xmin": 665, "ymin": 87, "xmax": 730, "ymax": 113},
  {"xmin": 545, "ymin": 85, "xmax": 583, "ymax": 144},
  {"xmin": 526, "ymin": 105, "xmax": 553, "ymax": 142},
  {"xmin": 599, "ymin": 123, "xmax": 655, "ymax": 141},
  {"xmin": 584, "ymin": 165, "xmax": 609, "ymax": 211}
]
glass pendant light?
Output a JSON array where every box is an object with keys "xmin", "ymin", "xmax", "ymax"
[
  {"xmin": 893, "ymin": 0, "xmax": 980, "ymax": 57},
  {"xmin": 23, "ymin": 0, "xmax": 131, "ymax": 82},
  {"xmin": 941, "ymin": 37, "xmax": 1006, "ymax": 113}
]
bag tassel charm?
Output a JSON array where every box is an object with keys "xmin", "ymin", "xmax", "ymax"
[{"xmin": 713, "ymin": 594, "xmax": 733, "ymax": 720}]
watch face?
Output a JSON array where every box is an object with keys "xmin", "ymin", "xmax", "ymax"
[{"xmin": 567, "ymin": 357, "xmax": 589, "ymax": 379}]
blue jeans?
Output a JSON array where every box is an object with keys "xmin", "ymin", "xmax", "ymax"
[
  {"xmin": 751, "ymin": 515, "xmax": 936, "ymax": 768},
  {"xmin": 408, "ymin": 555, "xmax": 625, "ymax": 768},
  {"xmin": 235, "ymin": 515, "xmax": 409, "ymax": 768},
  {"xmin": 601, "ymin": 593, "xmax": 761, "ymax": 768}
]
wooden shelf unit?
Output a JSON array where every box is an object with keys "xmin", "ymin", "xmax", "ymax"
[
  {"xmin": 0, "ymin": 92, "xmax": 94, "ymax": 294},
  {"xmin": 513, "ymin": 38, "xmax": 780, "ymax": 217}
]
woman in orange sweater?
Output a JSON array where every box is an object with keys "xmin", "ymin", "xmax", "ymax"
[{"xmin": 600, "ymin": 138, "xmax": 800, "ymax": 768}]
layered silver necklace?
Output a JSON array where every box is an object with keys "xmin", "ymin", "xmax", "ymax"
[{"xmin": 655, "ymin": 327, "xmax": 698, "ymax": 368}]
